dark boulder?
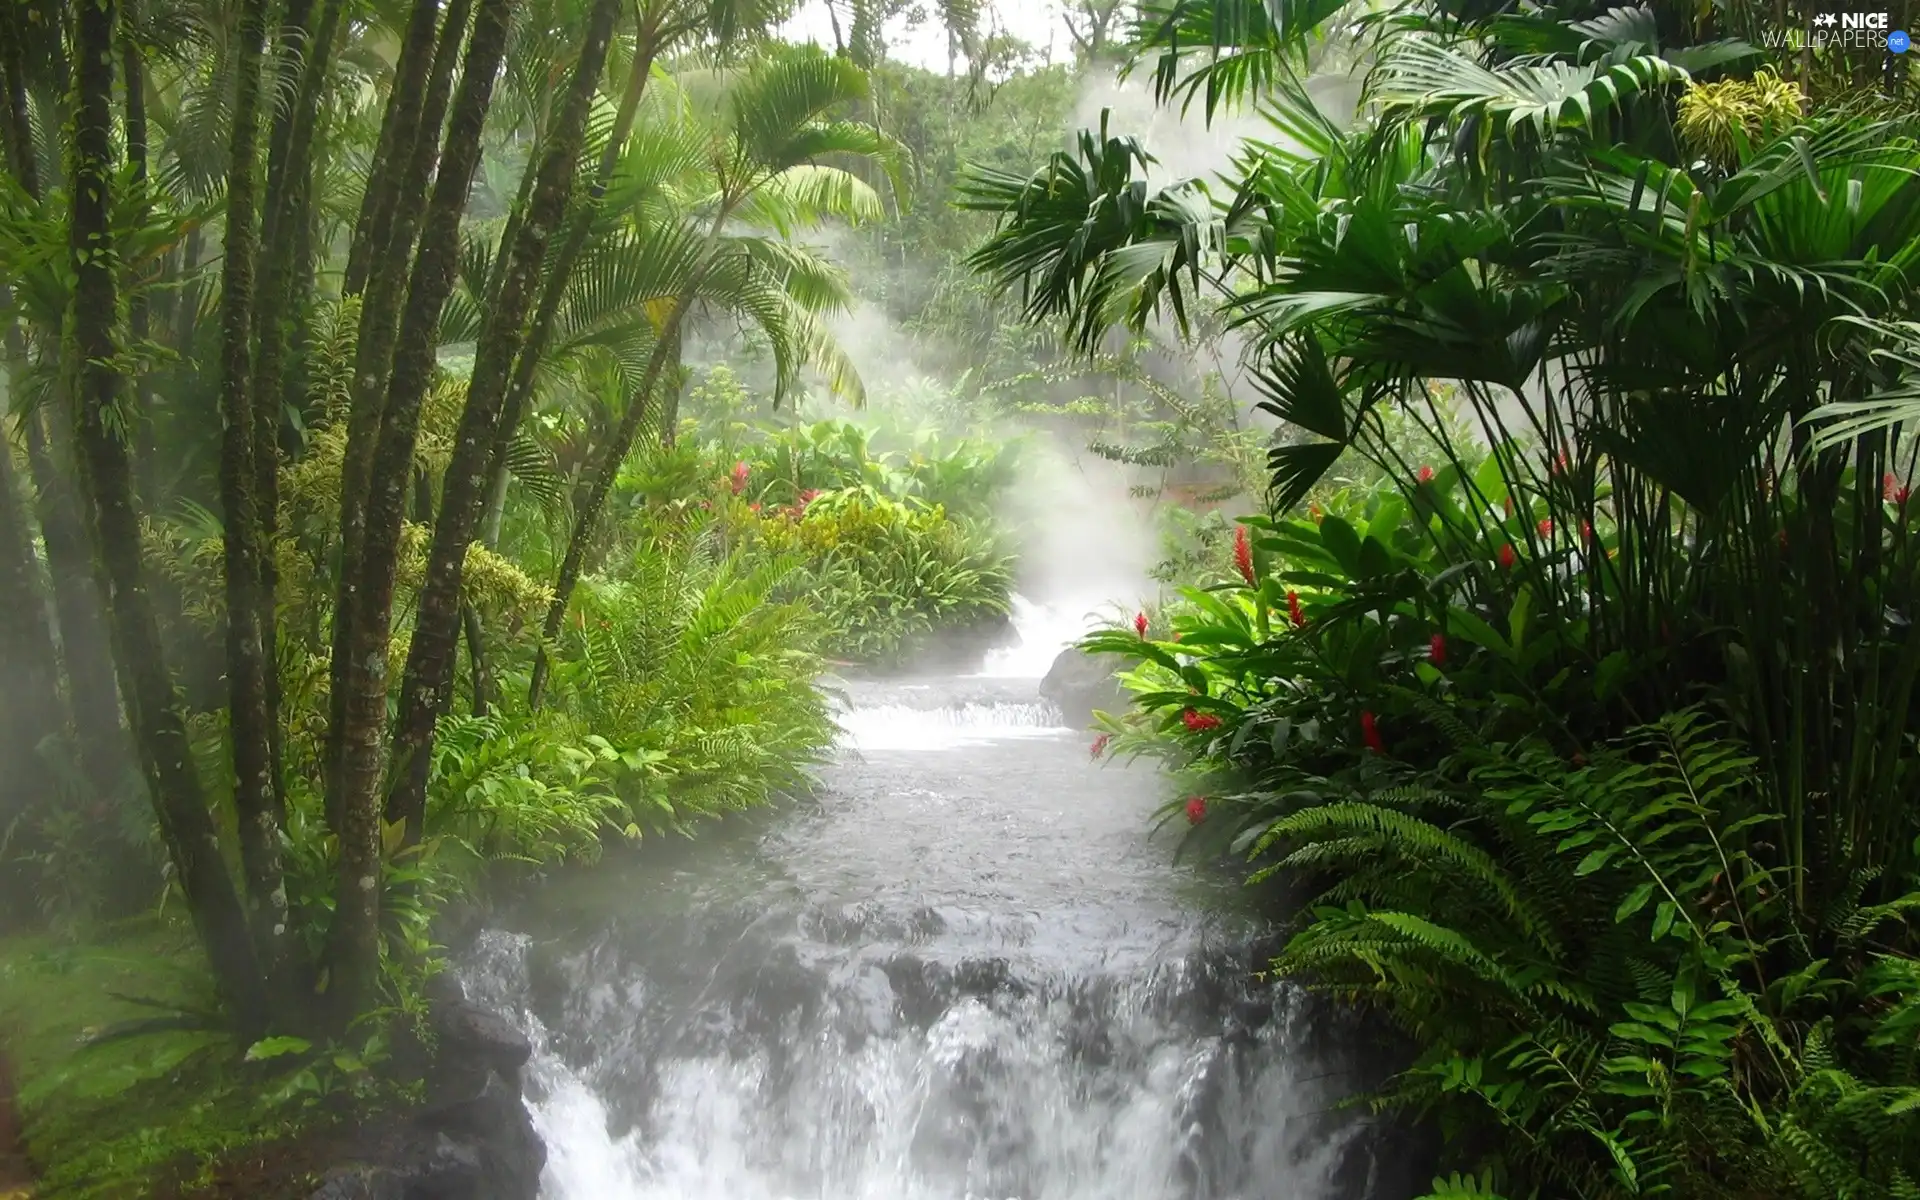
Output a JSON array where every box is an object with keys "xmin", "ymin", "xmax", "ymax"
[
  {"xmin": 1039, "ymin": 646, "xmax": 1126, "ymax": 727},
  {"xmin": 308, "ymin": 992, "xmax": 545, "ymax": 1200}
]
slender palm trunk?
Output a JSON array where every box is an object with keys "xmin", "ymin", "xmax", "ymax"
[
  {"xmin": 4, "ymin": 28, "xmax": 128, "ymax": 796},
  {"xmin": 324, "ymin": 0, "xmax": 513, "ymax": 1029},
  {"xmin": 341, "ymin": 0, "xmax": 443, "ymax": 300},
  {"xmin": 528, "ymin": 301, "xmax": 688, "ymax": 709},
  {"xmin": 386, "ymin": 0, "xmax": 624, "ymax": 841},
  {"xmin": 23, "ymin": 406, "xmax": 128, "ymax": 789},
  {"xmin": 253, "ymin": 0, "xmax": 345, "ymax": 829},
  {"xmin": 0, "ymin": 390, "xmax": 62, "ymax": 868},
  {"xmin": 69, "ymin": 0, "xmax": 269, "ymax": 1037},
  {"xmin": 462, "ymin": 602, "xmax": 490, "ymax": 716},
  {"xmin": 214, "ymin": 0, "xmax": 300, "ymax": 1008},
  {"xmin": 326, "ymin": 0, "xmax": 469, "ymax": 826},
  {"xmin": 477, "ymin": 26, "xmax": 665, "ymax": 539},
  {"xmin": 121, "ymin": 0, "xmax": 161, "ymax": 507}
]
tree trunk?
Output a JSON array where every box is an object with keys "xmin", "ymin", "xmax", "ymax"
[
  {"xmin": 478, "ymin": 27, "xmax": 664, "ymax": 542},
  {"xmin": 323, "ymin": 0, "xmax": 513, "ymax": 1030},
  {"xmin": 23, "ymin": 405, "xmax": 129, "ymax": 791},
  {"xmin": 341, "ymin": 0, "xmax": 443, "ymax": 299},
  {"xmin": 252, "ymin": 0, "xmax": 345, "ymax": 828},
  {"xmin": 68, "ymin": 0, "xmax": 269, "ymax": 1037},
  {"xmin": 529, "ymin": 302, "xmax": 688, "ymax": 709},
  {"xmin": 214, "ymin": 0, "xmax": 300, "ymax": 1009},
  {"xmin": 462, "ymin": 602, "xmax": 490, "ymax": 717},
  {"xmin": 386, "ymin": 0, "xmax": 623, "ymax": 841},
  {"xmin": 0, "ymin": 386, "xmax": 62, "ymax": 870},
  {"xmin": 122, "ymin": 0, "xmax": 159, "ymax": 507},
  {"xmin": 326, "ymin": 0, "xmax": 469, "ymax": 827}
]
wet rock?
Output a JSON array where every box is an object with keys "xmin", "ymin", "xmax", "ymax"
[
  {"xmin": 309, "ymin": 998, "xmax": 545, "ymax": 1200},
  {"xmin": 432, "ymin": 997, "xmax": 533, "ymax": 1095},
  {"xmin": 1039, "ymin": 647, "xmax": 1126, "ymax": 727}
]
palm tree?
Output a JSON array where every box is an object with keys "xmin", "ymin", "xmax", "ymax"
[
  {"xmin": 960, "ymin": 7, "xmax": 1920, "ymax": 1191},
  {"xmin": 383, "ymin": 0, "xmax": 627, "ymax": 843},
  {"xmin": 526, "ymin": 48, "xmax": 898, "ymax": 706},
  {"xmin": 66, "ymin": 0, "xmax": 272, "ymax": 1036}
]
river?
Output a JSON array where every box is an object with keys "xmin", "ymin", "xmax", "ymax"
[{"xmin": 458, "ymin": 597, "xmax": 1412, "ymax": 1200}]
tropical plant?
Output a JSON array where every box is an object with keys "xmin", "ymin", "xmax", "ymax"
[
  {"xmin": 971, "ymin": 0, "xmax": 1920, "ymax": 1192},
  {"xmin": 525, "ymin": 45, "xmax": 903, "ymax": 706}
]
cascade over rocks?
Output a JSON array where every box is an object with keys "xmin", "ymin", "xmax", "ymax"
[{"xmin": 307, "ymin": 982, "xmax": 543, "ymax": 1200}]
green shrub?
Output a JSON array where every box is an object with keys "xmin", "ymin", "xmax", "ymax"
[
  {"xmin": 753, "ymin": 485, "xmax": 1014, "ymax": 663},
  {"xmin": 1087, "ymin": 453, "xmax": 1920, "ymax": 1198}
]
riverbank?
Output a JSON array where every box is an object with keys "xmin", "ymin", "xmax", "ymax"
[
  {"xmin": 0, "ymin": 922, "xmax": 342, "ymax": 1198},
  {"xmin": 0, "ymin": 918, "xmax": 551, "ymax": 1200}
]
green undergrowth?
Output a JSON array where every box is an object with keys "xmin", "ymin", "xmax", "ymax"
[{"xmin": 0, "ymin": 922, "xmax": 331, "ymax": 1199}]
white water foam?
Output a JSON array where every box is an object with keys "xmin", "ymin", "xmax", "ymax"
[
  {"xmin": 461, "ymin": 933, "xmax": 1364, "ymax": 1200},
  {"xmin": 834, "ymin": 701, "xmax": 1069, "ymax": 752},
  {"xmin": 977, "ymin": 595, "xmax": 1112, "ymax": 679}
]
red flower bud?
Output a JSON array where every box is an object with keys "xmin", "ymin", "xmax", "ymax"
[
  {"xmin": 1134, "ymin": 612, "xmax": 1149, "ymax": 637},
  {"xmin": 1899, "ymin": 486, "xmax": 1912, "ymax": 507},
  {"xmin": 1185, "ymin": 796, "xmax": 1207, "ymax": 825},
  {"xmin": 1233, "ymin": 524, "xmax": 1255, "ymax": 586},
  {"xmin": 1498, "ymin": 543, "xmax": 1517, "ymax": 569},
  {"xmin": 1429, "ymin": 633, "xmax": 1447, "ymax": 667},
  {"xmin": 1417, "ymin": 465, "xmax": 1435, "ymax": 483},
  {"xmin": 1582, "ymin": 520, "xmax": 1594, "ymax": 542},
  {"xmin": 1886, "ymin": 473, "xmax": 1899, "ymax": 502},
  {"xmin": 1287, "ymin": 590, "xmax": 1305, "ymax": 629},
  {"xmin": 1090, "ymin": 733, "xmax": 1111, "ymax": 760},
  {"xmin": 1503, "ymin": 495, "xmax": 1514, "ymax": 515},
  {"xmin": 1537, "ymin": 518, "xmax": 1553, "ymax": 537},
  {"xmin": 1360, "ymin": 710, "xmax": 1386, "ymax": 755},
  {"xmin": 731, "ymin": 461, "xmax": 750, "ymax": 494},
  {"xmin": 1309, "ymin": 503, "xmax": 1324, "ymax": 524},
  {"xmin": 1182, "ymin": 708, "xmax": 1222, "ymax": 732}
]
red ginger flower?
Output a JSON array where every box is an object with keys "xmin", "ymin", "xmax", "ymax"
[
  {"xmin": 1417, "ymin": 465, "xmax": 1435, "ymax": 484},
  {"xmin": 1899, "ymin": 486, "xmax": 1912, "ymax": 506},
  {"xmin": 1090, "ymin": 733, "xmax": 1111, "ymax": 760},
  {"xmin": 730, "ymin": 461, "xmax": 750, "ymax": 494},
  {"xmin": 1182, "ymin": 708, "xmax": 1222, "ymax": 732},
  {"xmin": 1537, "ymin": 518, "xmax": 1554, "ymax": 537},
  {"xmin": 1498, "ymin": 543, "xmax": 1517, "ymax": 569},
  {"xmin": 1287, "ymin": 590, "xmax": 1305, "ymax": 628},
  {"xmin": 1360, "ymin": 710, "xmax": 1386, "ymax": 755},
  {"xmin": 1233, "ymin": 525, "xmax": 1255, "ymax": 586},
  {"xmin": 1429, "ymin": 633, "xmax": 1447, "ymax": 667},
  {"xmin": 1582, "ymin": 520, "xmax": 1594, "ymax": 542},
  {"xmin": 1185, "ymin": 796, "xmax": 1208, "ymax": 825},
  {"xmin": 1134, "ymin": 612, "xmax": 1149, "ymax": 637},
  {"xmin": 1887, "ymin": 473, "xmax": 1900, "ymax": 502}
]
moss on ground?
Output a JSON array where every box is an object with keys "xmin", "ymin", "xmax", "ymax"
[{"xmin": 0, "ymin": 921, "xmax": 336, "ymax": 1199}]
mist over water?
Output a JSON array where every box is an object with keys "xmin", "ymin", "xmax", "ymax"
[
  {"xmin": 459, "ymin": 590, "xmax": 1394, "ymax": 1200},
  {"xmin": 447, "ymin": 68, "xmax": 1407, "ymax": 1197}
]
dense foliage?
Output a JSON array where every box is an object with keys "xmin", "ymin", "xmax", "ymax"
[
  {"xmin": 0, "ymin": 0, "xmax": 1044, "ymax": 1172},
  {"xmin": 966, "ymin": 0, "xmax": 1920, "ymax": 1195}
]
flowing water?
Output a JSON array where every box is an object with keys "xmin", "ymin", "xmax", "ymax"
[{"xmin": 460, "ymin": 597, "xmax": 1408, "ymax": 1200}]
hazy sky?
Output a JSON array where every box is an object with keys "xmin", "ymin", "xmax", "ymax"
[{"xmin": 778, "ymin": 0, "xmax": 1073, "ymax": 72}]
